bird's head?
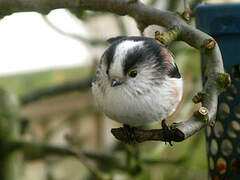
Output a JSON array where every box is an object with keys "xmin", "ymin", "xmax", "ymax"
[{"xmin": 98, "ymin": 36, "xmax": 181, "ymax": 94}]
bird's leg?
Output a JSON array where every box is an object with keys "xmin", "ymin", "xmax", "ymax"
[
  {"xmin": 161, "ymin": 119, "xmax": 173, "ymax": 146},
  {"xmin": 122, "ymin": 124, "xmax": 137, "ymax": 144}
]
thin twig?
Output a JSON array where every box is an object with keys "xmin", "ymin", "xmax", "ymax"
[
  {"xmin": 20, "ymin": 63, "xmax": 97, "ymax": 105},
  {"xmin": 114, "ymin": 15, "xmax": 127, "ymax": 35},
  {"xmin": 20, "ymin": 76, "xmax": 93, "ymax": 105},
  {"xmin": 183, "ymin": 0, "xmax": 191, "ymax": 21},
  {"xmin": 42, "ymin": 15, "xmax": 107, "ymax": 46}
]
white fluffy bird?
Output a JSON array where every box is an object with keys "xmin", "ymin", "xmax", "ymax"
[{"xmin": 92, "ymin": 36, "xmax": 183, "ymax": 129}]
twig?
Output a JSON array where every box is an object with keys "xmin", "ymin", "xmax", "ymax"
[
  {"xmin": 143, "ymin": 156, "xmax": 187, "ymax": 165},
  {"xmin": 192, "ymin": 92, "xmax": 208, "ymax": 104},
  {"xmin": 42, "ymin": 15, "xmax": 107, "ymax": 46},
  {"xmin": 0, "ymin": 0, "xmax": 220, "ymax": 48},
  {"xmin": 183, "ymin": 0, "xmax": 191, "ymax": 21},
  {"xmin": 114, "ymin": 15, "xmax": 127, "ymax": 35},
  {"xmin": 111, "ymin": 126, "xmax": 184, "ymax": 143},
  {"xmin": 155, "ymin": 26, "xmax": 181, "ymax": 45},
  {"xmin": 20, "ymin": 56, "xmax": 98, "ymax": 106},
  {"xmin": 20, "ymin": 74, "xmax": 93, "ymax": 105},
  {"xmin": 82, "ymin": 11, "xmax": 109, "ymax": 20},
  {"xmin": 194, "ymin": 107, "xmax": 209, "ymax": 122}
]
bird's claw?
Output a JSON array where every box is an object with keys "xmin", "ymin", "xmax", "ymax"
[
  {"xmin": 161, "ymin": 119, "xmax": 173, "ymax": 146},
  {"xmin": 122, "ymin": 124, "xmax": 137, "ymax": 144}
]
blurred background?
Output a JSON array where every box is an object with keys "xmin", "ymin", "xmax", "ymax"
[{"xmin": 0, "ymin": 0, "xmax": 238, "ymax": 180}]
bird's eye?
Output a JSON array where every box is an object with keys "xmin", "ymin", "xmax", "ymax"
[{"xmin": 128, "ymin": 69, "xmax": 137, "ymax": 78}]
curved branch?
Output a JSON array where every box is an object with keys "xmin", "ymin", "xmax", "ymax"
[
  {"xmin": 0, "ymin": 0, "xmax": 218, "ymax": 49},
  {"xmin": 0, "ymin": 0, "xmax": 218, "ymax": 48},
  {"xmin": 0, "ymin": 0, "xmax": 225, "ymax": 142}
]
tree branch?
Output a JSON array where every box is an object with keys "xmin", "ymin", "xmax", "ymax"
[
  {"xmin": 155, "ymin": 26, "xmax": 181, "ymax": 45},
  {"xmin": 0, "ymin": 0, "xmax": 225, "ymax": 142},
  {"xmin": 111, "ymin": 126, "xmax": 185, "ymax": 143},
  {"xmin": 42, "ymin": 15, "xmax": 107, "ymax": 46},
  {"xmin": 20, "ymin": 75, "xmax": 93, "ymax": 105},
  {"xmin": 0, "ymin": 0, "xmax": 219, "ymax": 49}
]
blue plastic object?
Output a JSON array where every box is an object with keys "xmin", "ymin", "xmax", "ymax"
[{"xmin": 196, "ymin": 3, "xmax": 240, "ymax": 180}]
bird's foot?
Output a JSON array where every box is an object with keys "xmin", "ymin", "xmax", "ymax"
[
  {"xmin": 122, "ymin": 124, "xmax": 137, "ymax": 144},
  {"xmin": 161, "ymin": 119, "xmax": 173, "ymax": 146}
]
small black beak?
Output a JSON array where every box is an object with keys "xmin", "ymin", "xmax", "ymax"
[{"xmin": 111, "ymin": 79, "xmax": 121, "ymax": 87}]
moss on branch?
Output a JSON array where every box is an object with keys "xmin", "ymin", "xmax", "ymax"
[
  {"xmin": 192, "ymin": 92, "xmax": 208, "ymax": 104},
  {"xmin": 215, "ymin": 73, "xmax": 231, "ymax": 94},
  {"xmin": 155, "ymin": 27, "xmax": 181, "ymax": 45}
]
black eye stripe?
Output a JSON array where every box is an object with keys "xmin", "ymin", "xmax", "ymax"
[
  {"xmin": 104, "ymin": 36, "xmax": 153, "ymax": 75},
  {"xmin": 102, "ymin": 36, "xmax": 177, "ymax": 78},
  {"xmin": 123, "ymin": 46, "xmax": 144, "ymax": 75},
  {"xmin": 123, "ymin": 40, "xmax": 164, "ymax": 75},
  {"xmin": 105, "ymin": 44, "xmax": 116, "ymax": 74}
]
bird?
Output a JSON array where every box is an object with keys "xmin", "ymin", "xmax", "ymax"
[{"xmin": 92, "ymin": 36, "xmax": 183, "ymax": 138}]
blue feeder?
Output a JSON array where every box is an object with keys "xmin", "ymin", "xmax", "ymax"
[{"xmin": 196, "ymin": 3, "xmax": 240, "ymax": 179}]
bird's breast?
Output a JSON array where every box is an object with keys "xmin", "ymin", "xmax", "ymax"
[{"xmin": 93, "ymin": 77, "xmax": 183, "ymax": 127}]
